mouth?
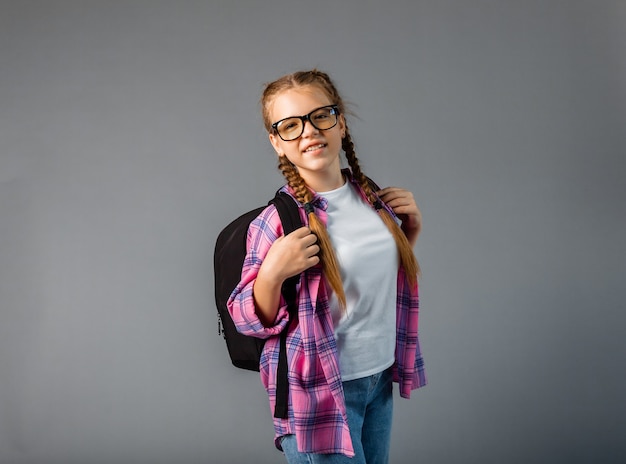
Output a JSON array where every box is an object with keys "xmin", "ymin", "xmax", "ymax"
[{"xmin": 303, "ymin": 143, "xmax": 326, "ymax": 153}]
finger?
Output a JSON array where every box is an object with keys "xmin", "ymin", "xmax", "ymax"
[
  {"xmin": 305, "ymin": 244, "xmax": 320, "ymax": 258},
  {"xmin": 379, "ymin": 190, "xmax": 413, "ymax": 204},
  {"xmin": 291, "ymin": 226, "xmax": 314, "ymax": 238},
  {"xmin": 382, "ymin": 195, "xmax": 412, "ymax": 206},
  {"xmin": 376, "ymin": 186, "xmax": 405, "ymax": 196},
  {"xmin": 384, "ymin": 199, "xmax": 417, "ymax": 213},
  {"xmin": 300, "ymin": 232, "xmax": 318, "ymax": 248}
]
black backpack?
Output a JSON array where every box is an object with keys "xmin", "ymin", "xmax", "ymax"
[{"xmin": 214, "ymin": 191, "xmax": 302, "ymax": 419}]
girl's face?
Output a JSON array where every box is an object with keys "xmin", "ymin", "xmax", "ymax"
[{"xmin": 268, "ymin": 86, "xmax": 346, "ymax": 191}]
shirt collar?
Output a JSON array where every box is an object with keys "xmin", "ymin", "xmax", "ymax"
[{"xmin": 283, "ymin": 169, "xmax": 361, "ymax": 212}]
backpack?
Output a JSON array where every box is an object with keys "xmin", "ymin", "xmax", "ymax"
[{"xmin": 214, "ymin": 191, "xmax": 302, "ymax": 419}]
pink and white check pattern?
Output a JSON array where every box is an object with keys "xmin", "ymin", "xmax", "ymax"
[{"xmin": 228, "ymin": 172, "xmax": 426, "ymax": 457}]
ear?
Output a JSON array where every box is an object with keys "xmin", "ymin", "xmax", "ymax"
[
  {"xmin": 338, "ymin": 114, "xmax": 347, "ymax": 137},
  {"xmin": 268, "ymin": 132, "xmax": 282, "ymax": 156}
]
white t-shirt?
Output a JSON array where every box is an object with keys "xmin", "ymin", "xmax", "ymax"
[{"xmin": 320, "ymin": 180, "xmax": 398, "ymax": 381}]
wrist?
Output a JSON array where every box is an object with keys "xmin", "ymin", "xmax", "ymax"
[{"xmin": 257, "ymin": 265, "xmax": 285, "ymax": 289}]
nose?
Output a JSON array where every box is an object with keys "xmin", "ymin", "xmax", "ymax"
[{"xmin": 301, "ymin": 118, "xmax": 319, "ymax": 137}]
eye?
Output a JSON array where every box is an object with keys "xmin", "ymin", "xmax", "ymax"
[
  {"xmin": 282, "ymin": 120, "xmax": 299, "ymax": 131},
  {"xmin": 313, "ymin": 111, "xmax": 330, "ymax": 121}
]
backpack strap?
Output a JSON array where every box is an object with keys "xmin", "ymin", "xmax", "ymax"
[{"xmin": 269, "ymin": 192, "xmax": 301, "ymax": 419}]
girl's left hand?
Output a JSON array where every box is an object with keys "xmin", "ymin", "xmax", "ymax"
[{"xmin": 377, "ymin": 187, "xmax": 422, "ymax": 247}]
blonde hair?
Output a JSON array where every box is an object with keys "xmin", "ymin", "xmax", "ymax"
[{"xmin": 261, "ymin": 70, "xmax": 419, "ymax": 308}]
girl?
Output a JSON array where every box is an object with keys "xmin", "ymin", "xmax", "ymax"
[{"xmin": 228, "ymin": 69, "xmax": 426, "ymax": 463}]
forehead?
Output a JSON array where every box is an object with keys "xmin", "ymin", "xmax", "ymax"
[{"xmin": 269, "ymin": 86, "xmax": 333, "ymax": 122}]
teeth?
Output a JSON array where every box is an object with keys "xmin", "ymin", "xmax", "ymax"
[{"xmin": 305, "ymin": 144, "xmax": 325, "ymax": 152}]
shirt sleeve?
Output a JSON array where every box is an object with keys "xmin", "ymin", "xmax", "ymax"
[{"xmin": 227, "ymin": 205, "xmax": 291, "ymax": 339}]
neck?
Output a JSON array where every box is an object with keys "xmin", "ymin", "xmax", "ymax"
[{"xmin": 301, "ymin": 169, "xmax": 345, "ymax": 193}]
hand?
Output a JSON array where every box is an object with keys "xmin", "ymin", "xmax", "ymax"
[
  {"xmin": 260, "ymin": 226, "xmax": 320, "ymax": 284},
  {"xmin": 377, "ymin": 187, "xmax": 422, "ymax": 247}
]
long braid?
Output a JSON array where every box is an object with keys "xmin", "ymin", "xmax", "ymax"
[
  {"xmin": 343, "ymin": 130, "xmax": 420, "ymax": 284},
  {"xmin": 278, "ymin": 156, "xmax": 347, "ymax": 309}
]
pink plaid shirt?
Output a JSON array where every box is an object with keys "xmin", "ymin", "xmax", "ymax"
[{"xmin": 227, "ymin": 171, "xmax": 426, "ymax": 456}]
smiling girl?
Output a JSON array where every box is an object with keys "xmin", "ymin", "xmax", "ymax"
[{"xmin": 228, "ymin": 69, "xmax": 426, "ymax": 463}]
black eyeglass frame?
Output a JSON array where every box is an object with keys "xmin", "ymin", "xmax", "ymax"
[{"xmin": 271, "ymin": 105, "xmax": 340, "ymax": 141}]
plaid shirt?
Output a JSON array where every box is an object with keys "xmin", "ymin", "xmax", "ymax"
[{"xmin": 227, "ymin": 171, "xmax": 426, "ymax": 457}]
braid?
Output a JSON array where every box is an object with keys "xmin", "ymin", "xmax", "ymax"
[
  {"xmin": 342, "ymin": 132, "xmax": 377, "ymax": 203},
  {"xmin": 278, "ymin": 156, "xmax": 347, "ymax": 309},
  {"xmin": 278, "ymin": 155, "xmax": 311, "ymax": 203},
  {"xmin": 343, "ymin": 130, "xmax": 420, "ymax": 284}
]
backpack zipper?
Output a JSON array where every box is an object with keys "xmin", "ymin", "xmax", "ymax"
[{"xmin": 217, "ymin": 313, "xmax": 226, "ymax": 339}]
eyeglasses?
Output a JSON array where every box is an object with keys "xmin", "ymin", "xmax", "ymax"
[{"xmin": 271, "ymin": 105, "xmax": 340, "ymax": 141}]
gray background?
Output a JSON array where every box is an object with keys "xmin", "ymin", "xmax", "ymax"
[{"xmin": 1, "ymin": 1, "xmax": 624, "ymax": 463}]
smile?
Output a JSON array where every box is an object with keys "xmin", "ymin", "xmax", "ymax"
[{"xmin": 304, "ymin": 144, "xmax": 326, "ymax": 152}]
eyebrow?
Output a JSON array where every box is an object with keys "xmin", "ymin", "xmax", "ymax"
[{"xmin": 276, "ymin": 105, "xmax": 334, "ymax": 122}]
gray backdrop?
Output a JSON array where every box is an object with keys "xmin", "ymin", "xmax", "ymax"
[{"xmin": 1, "ymin": 1, "xmax": 624, "ymax": 463}]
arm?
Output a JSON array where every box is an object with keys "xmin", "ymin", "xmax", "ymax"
[
  {"xmin": 253, "ymin": 226, "xmax": 319, "ymax": 326},
  {"xmin": 377, "ymin": 187, "xmax": 422, "ymax": 247},
  {"xmin": 227, "ymin": 206, "xmax": 319, "ymax": 334}
]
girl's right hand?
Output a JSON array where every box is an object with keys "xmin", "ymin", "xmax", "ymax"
[
  {"xmin": 259, "ymin": 226, "xmax": 320, "ymax": 284},
  {"xmin": 253, "ymin": 227, "xmax": 319, "ymax": 326}
]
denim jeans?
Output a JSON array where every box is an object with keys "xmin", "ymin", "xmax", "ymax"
[{"xmin": 281, "ymin": 366, "xmax": 393, "ymax": 464}]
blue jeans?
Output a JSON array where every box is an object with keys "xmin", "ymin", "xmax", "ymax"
[{"xmin": 281, "ymin": 366, "xmax": 393, "ymax": 464}]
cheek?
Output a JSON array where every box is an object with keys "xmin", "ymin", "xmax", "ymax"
[
  {"xmin": 280, "ymin": 142, "xmax": 298, "ymax": 158},
  {"xmin": 272, "ymin": 139, "xmax": 299, "ymax": 160},
  {"xmin": 328, "ymin": 131, "xmax": 344, "ymax": 150}
]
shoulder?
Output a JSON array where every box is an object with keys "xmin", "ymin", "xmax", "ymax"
[
  {"xmin": 247, "ymin": 204, "xmax": 285, "ymax": 250},
  {"xmin": 248, "ymin": 187, "xmax": 301, "ymax": 242}
]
